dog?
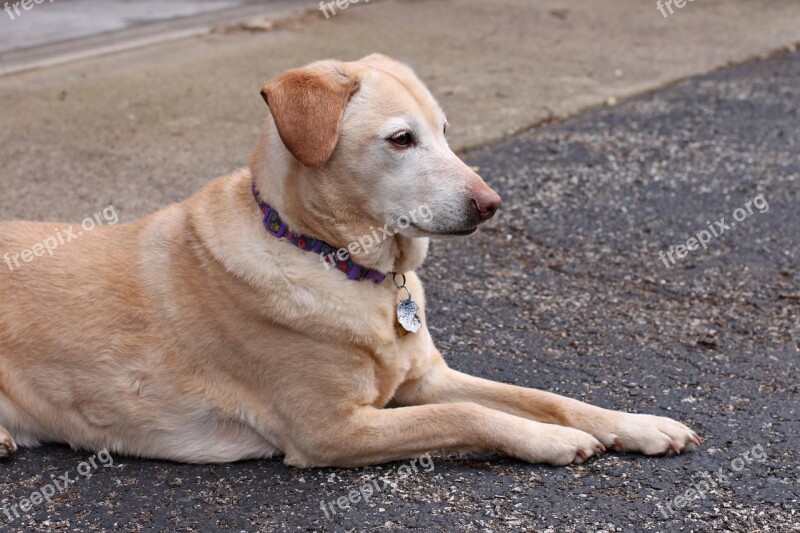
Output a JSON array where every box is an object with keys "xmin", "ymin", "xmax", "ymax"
[{"xmin": 0, "ymin": 54, "xmax": 700, "ymax": 467}]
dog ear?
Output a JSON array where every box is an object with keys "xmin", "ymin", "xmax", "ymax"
[{"xmin": 260, "ymin": 64, "xmax": 360, "ymax": 168}]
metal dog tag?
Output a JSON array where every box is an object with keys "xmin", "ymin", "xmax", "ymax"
[
  {"xmin": 392, "ymin": 272, "xmax": 421, "ymax": 335},
  {"xmin": 397, "ymin": 298, "xmax": 421, "ymax": 334}
]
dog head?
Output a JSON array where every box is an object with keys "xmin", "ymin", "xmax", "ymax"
[{"xmin": 257, "ymin": 54, "xmax": 501, "ymax": 240}]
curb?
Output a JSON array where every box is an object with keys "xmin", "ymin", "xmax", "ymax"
[{"xmin": 0, "ymin": 0, "xmax": 313, "ymax": 78}]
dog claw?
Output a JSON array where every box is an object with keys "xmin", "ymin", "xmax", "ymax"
[
  {"xmin": 669, "ymin": 442, "xmax": 681, "ymax": 455},
  {"xmin": 613, "ymin": 437, "xmax": 624, "ymax": 452},
  {"xmin": 575, "ymin": 449, "xmax": 588, "ymax": 462},
  {"xmin": 691, "ymin": 433, "xmax": 702, "ymax": 446}
]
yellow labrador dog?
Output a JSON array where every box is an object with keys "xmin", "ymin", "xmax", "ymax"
[{"xmin": 0, "ymin": 54, "xmax": 700, "ymax": 467}]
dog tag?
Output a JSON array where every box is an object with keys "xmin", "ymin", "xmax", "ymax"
[{"xmin": 397, "ymin": 298, "xmax": 421, "ymax": 334}]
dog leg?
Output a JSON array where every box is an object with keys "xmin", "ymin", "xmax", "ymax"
[
  {"xmin": 394, "ymin": 362, "xmax": 701, "ymax": 456},
  {"xmin": 282, "ymin": 402, "xmax": 605, "ymax": 468},
  {"xmin": 0, "ymin": 425, "xmax": 17, "ymax": 459}
]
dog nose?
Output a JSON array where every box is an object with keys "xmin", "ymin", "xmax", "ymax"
[{"xmin": 472, "ymin": 189, "xmax": 502, "ymax": 221}]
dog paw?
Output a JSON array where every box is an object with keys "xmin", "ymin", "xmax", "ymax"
[
  {"xmin": 521, "ymin": 423, "xmax": 606, "ymax": 466},
  {"xmin": 0, "ymin": 430, "xmax": 17, "ymax": 459},
  {"xmin": 597, "ymin": 413, "xmax": 701, "ymax": 456}
]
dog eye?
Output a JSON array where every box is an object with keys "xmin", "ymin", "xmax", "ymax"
[{"xmin": 389, "ymin": 131, "xmax": 413, "ymax": 147}]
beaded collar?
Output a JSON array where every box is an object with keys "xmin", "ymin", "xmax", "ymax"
[{"xmin": 252, "ymin": 181, "xmax": 387, "ymax": 283}]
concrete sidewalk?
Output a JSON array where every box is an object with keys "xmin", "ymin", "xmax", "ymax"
[{"xmin": 1, "ymin": 0, "xmax": 799, "ymax": 223}]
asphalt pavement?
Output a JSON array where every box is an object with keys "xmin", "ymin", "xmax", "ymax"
[{"xmin": 1, "ymin": 44, "xmax": 798, "ymax": 533}]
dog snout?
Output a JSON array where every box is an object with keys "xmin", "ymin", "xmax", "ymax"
[{"xmin": 471, "ymin": 188, "xmax": 502, "ymax": 221}]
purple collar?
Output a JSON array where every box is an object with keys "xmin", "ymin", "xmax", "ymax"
[{"xmin": 252, "ymin": 181, "xmax": 387, "ymax": 283}]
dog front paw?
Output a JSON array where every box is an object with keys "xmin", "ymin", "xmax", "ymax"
[
  {"xmin": 516, "ymin": 423, "xmax": 607, "ymax": 466},
  {"xmin": 597, "ymin": 413, "xmax": 701, "ymax": 456}
]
